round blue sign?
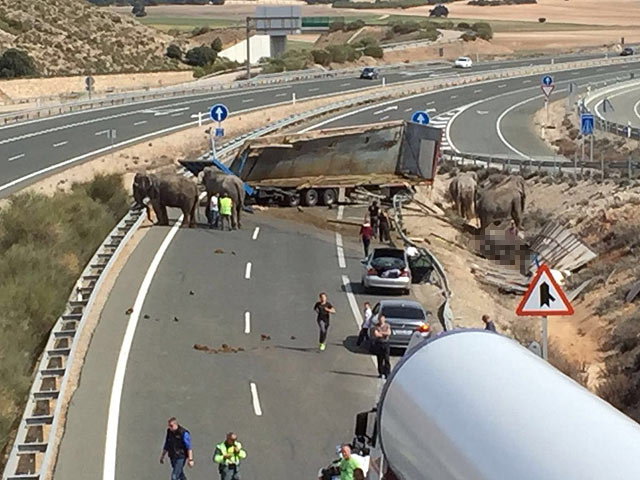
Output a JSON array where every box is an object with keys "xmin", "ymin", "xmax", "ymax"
[
  {"xmin": 411, "ymin": 110, "xmax": 430, "ymax": 125},
  {"xmin": 542, "ymin": 75, "xmax": 554, "ymax": 87},
  {"xmin": 210, "ymin": 103, "xmax": 229, "ymax": 123}
]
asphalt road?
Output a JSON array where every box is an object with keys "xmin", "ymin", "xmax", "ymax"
[
  {"xmin": 589, "ymin": 81, "xmax": 640, "ymax": 127},
  {"xmin": 0, "ymin": 52, "xmax": 627, "ymax": 197}
]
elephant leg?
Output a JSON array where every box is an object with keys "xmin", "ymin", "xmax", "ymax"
[
  {"xmin": 231, "ymin": 209, "xmax": 238, "ymax": 230},
  {"xmin": 205, "ymin": 193, "xmax": 212, "ymax": 225},
  {"xmin": 236, "ymin": 204, "xmax": 242, "ymax": 229},
  {"xmin": 160, "ymin": 206, "xmax": 169, "ymax": 226}
]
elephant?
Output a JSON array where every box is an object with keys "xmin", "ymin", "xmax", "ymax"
[
  {"xmin": 448, "ymin": 172, "xmax": 477, "ymax": 221},
  {"xmin": 200, "ymin": 166, "xmax": 246, "ymax": 229},
  {"xmin": 475, "ymin": 175, "xmax": 526, "ymax": 231},
  {"xmin": 132, "ymin": 172, "xmax": 199, "ymax": 228}
]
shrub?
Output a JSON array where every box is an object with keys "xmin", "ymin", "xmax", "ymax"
[
  {"xmin": 457, "ymin": 21, "xmax": 471, "ymax": 29},
  {"xmin": 328, "ymin": 20, "xmax": 345, "ymax": 32},
  {"xmin": 344, "ymin": 19, "xmax": 366, "ymax": 31},
  {"xmin": 185, "ymin": 46, "xmax": 216, "ymax": 66},
  {"xmin": 416, "ymin": 29, "xmax": 439, "ymax": 41},
  {"xmin": 392, "ymin": 20, "xmax": 421, "ymax": 34},
  {"xmin": 472, "ymin": 22, "xmax": 493, "ymax": 40},
  {"xmin": 192, "ymin": 26, "xmax": 211, "ymax": 36},
  {"xmin": 327, "ymin": 44, "xmax": 360, "ymax": 63},
  {"xmin": 429, "ymin": 4, "xmax": 449, "ymax": 16},
  {"xmin": 311, "ymin": 48, "xmax": 332, "ymax": 66},
  {"xmin": 0, "ymin": 49, "xmax": 37, "ymax": 78},
  {"xmin": 166, "ymin": 44, "xmax": 182, "ymax": 60},
  {"xmin": 538, "ymin": 17, "xmax": 546, "ymax": 22},
  {"xmin": 363, "ymin": 45, "xmax": 384, "ymax": 58},
  {"xmin": 211, "ymin": 37, "xmax": 223, "ymax": 52},
  {"xmin": 461, "ymin": 32, "xmax": 477, "ymax": 41},
  {"xmin": 355, "ymin": 36, "xmax": 379, "ymax": 48}
]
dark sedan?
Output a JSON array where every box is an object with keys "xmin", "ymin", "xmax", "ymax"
[
  {"xmin": 360, "ymin": 67, "xmax": 380, "ymax": 80},
  {"xmin": 368, "ymin": 299, "xmax": 431, "ymax": 351}
]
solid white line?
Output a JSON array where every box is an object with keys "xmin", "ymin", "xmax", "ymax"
[
  {"xmin": 95, "ymin": 130, "xmax": 109, "ymax": 136},
  {"xmin": 8, "ymin": 153, "xmax": 24, "ymax": 162},
  {"xmin": 250, "ymin": 382, "xmax": 263, "ymax": 416},
  {"xmin": 634, "ymin": 99, "xmax": 640, "ymax": 122},
  {"xmin": 53, "ymin": 141, "xmax": 68, "ymax": 148},
  {"xmin": 245, "ymin": 262, "xmax": 252, "ymax": 279},
  {"xmin": 244, "ymin": 311, "xmax": 251, "ymax": 334},
  {"xmin": 379, "ymin": 115, "xmax": 390, "ymax": 121},
  {"xmin": 252, "ymin": 227, "xmax": 260, "ymax": 240},
  {"xmin": 103, "ymin": 215, "xmax": 184, "ymax": 480},
  {"xmin": 242, "ymin": 98, "xmax": 254, "ymax": 103},
  {"xmin": 309, "ymin": 88, "xmax": 320, "ymax": 92},
  {"xmin": 337, "ymin": 205, "xmax": 344, "ymax": 220},
  {"xmin": 133, "ymin": 120, "xmax": 147, "ymax": 126},
  {"xmin": 336, "ymin": 232, "xmax": 346, "ymax": 269}
]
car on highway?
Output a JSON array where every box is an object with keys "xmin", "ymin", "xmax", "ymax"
[
  {"xmin": 368, "ymin": 299, "xmax": 431, "ymax": 350},
  {"xmin": 454, "ymin": 56, "xmax": 473, "ymax": 69},
  {"xmin": 620, "ymin": 47, "xmax": 635, "ymax": 56},
  {"xmin": 360, "ymin": 67, "xmax": 380, "ymax": 80},
  {"xmin": 361, "ymin": 247, "xmax": 412, "ymax": 294}
]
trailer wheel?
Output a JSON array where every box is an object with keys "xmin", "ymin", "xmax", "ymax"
[
  {"xmin": 287, "ymin": 194, "xmax": 300, "ymax": 207},
  {"xmin": 303, "ymin": 189, "xmax": 319, "ymax": 207},
  {"xmin": 321, "ymin": 188, "xmax": 337, "ymax": 206}
]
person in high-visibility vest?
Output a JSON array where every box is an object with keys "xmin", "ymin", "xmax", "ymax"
[
  {"xmin": 219, "ymin": 194, "xmax": 233, "ymax": 231},
  {"xmin": 213, "ymin": 432, "xmax": 246, "ymax": 480}
]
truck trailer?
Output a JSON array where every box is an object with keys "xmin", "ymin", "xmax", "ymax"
[{"xmin": 181, "ymin": 120, "xmax": 441, "ymax": 207}]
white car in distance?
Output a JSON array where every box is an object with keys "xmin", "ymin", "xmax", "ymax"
[{"xmin": 454, "ymin": 56, "xmax": 473, "ymax": 69}]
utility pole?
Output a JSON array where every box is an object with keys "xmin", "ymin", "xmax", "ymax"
[{"xmin": 246, "ymin": 17, "xmax": 251, "ymax": 80}]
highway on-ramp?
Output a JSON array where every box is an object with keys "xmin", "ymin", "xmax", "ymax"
[{"xmin": 587, "ymin": 81, "xmax": 640, "ymax": 128}]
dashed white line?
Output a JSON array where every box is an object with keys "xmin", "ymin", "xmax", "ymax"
[
  {"xmin": 133, "ymin": 120, "xmax": 147, "ymax": 126},
  {"xmin": 450, "ymin": 95, "xmax": 458, "ymax": 99},
  {"xmin": 572, "ymin": 71, "xmax": 580, "ymax": 75},
  {"xmin": 252, "ymin": 227, "xmax": 260, "ymax": 240},
  {"xmin": 250, "ymin": 382, "xmax": 263, "ymax": 416},
  {"xmin": 53, "ymin": 141, "xmax": 68, "ymax": 148},
  {"xmin": 337, "ymin": 205, "xmax": 344, "ymax": 221},
  {"xmin": 341, "ymin": 275, "xmax": 377, "ymax": 369},
  {"xmin": 404, "ymin": 107, "xmax": 412, "ymax": 112},
  {"xmin": 244, "ymin": 311, "xmax": 251, "ymax": 334},
  {"xmin": 336, "ymin": 232, "xmax": 346, "ymax": 269},
  {"xmin": 308, "ymin": 88, "xmax": 320, "ymax": 92},
  {"xmin": 498, "ymin": 84, "xmax": 507, "ymax": 88},
  {"xmin": 8, "ymin": 153, "xmax": 24, "ymax": 162},
  {"xmin": 242, "ymin": 98, "xmax": 254, "ymax": 103},
  {"xmin": 170, "ymin": 112, "xmax": 184, "ymax": 117},
  {"xmin": 523, "ymin": 79, "xmax": 532, "ymax": 84},
  {"xmin": 340, "ymin": 82, "xmax": 351, "ymax": 87},
  {"xmin": 95, "ymin": 130, "xmax": 109, "ymax": 136},
  {"xmin": 474, "ymin": 89, "xmax": 482, "ymax": 93},
  {"xmin": 379, "ymin": 115, "xmax": 390, "ymax": 121},
  {"xmin": 245, "ymin": 262, "xmax": 252, "ymax": 279},
  {"xmin": 275, "ymin": 93, "xmax": 287, "ymax": 97},
  {"xmin": 427, "ymin": 101, "xmax": 435, "ymax": 105}
]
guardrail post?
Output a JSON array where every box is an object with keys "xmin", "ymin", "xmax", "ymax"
[
  {"xmin": 601, "ymin": 153, "xmax": 605, "ymax": 181},
  {"xmin": 574, "ymin": 152, "xmax": 578, "ymax": 176},
  {"xmin": 292, "ymin": 93, "xmax": 296, "ymax": 105},
  {"xmin": 629, "ymin": 155, "xmax": 632, "ymax": 180}
]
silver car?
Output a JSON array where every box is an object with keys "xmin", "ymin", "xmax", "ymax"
[
  {"xmin": 368, "ymin": 299, "xmax": 431, "ymax": 350},
  {"xmin": 361, "ymin": 248, "xmax": 412, "ymax": 294}
]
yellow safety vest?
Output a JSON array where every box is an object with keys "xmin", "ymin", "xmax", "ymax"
[
  {"xmin": 214, "ymin": 441, "xmax": 246, "ymax": 465},
  {"xmin": 219, "ymin": 197, "xmax": 233, "ymax": 216}
]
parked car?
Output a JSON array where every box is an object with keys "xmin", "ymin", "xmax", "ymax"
[
  {"xmin": 368, "ymin": 299, "xmax": 431, "ymax": 350},
  {"xmin": 454, "ymin": 56, "xmax": 473, "ymax": 69},
  {"xmin": 620, "ymin": 47, "xmax": 635, "ymax": 56},
  {"xmin": 361, "ymin": 248, "xmax": 411, "ymax": 294},
  {"xmin": 360, "ymin": 67, "xmax": 380, "ymax": 80}
]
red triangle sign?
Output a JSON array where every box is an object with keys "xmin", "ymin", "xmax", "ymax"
[
  {"xmin": 516, "ymin": 264, "xmax": 574, "ymax": 316},
  {"xmin": 541, "ymin": 84, "xmax": 555, "ymax": 98}
]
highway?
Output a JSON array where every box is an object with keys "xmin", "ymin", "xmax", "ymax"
[
  {"xmin": 0, "ymin": 52, "xmax": 630, "ymax": 197},
  {"xmin": 587, "ymin": 81, "xmax": 640, "ymax": 128}
]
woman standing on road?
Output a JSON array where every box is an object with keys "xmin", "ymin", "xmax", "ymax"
[{"xmin": 359, "ymin": 219, "xmax": 374, "ymax": 258}]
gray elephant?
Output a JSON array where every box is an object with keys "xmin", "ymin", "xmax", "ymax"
[
  {"xmin": 449, "ymin": 172, "xmax": 477, "ymax": 221},
  {"xmin": 132, "ymin": 173, "xmax": 199, "ymax": 228},
  {"xmin": 200, "ymin": 166, "xmax": 246, "ymax": 229},
  {"xmin": 475, "ymin": 175, "xmax": 526, "ymax": 230}
]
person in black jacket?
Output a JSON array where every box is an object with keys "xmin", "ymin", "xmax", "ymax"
[{"xmin": 160, "ymin": 417, "xmax": 194, "ymax": 480}]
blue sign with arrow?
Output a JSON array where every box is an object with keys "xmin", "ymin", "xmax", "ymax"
[
  {"xmin": 580, "ymin": 113, "xmax": 594, "ymax": 135},
  {"xmin": 411, "ymin": 110, "xmax": 430, "ymax": 125},
  {"xmin": 542, "ymin": 75, "xmax": 553, "ymax": 87},
  {"xmin": 210, "ymin": 103, "xmax": 229, "ymax": 123}
]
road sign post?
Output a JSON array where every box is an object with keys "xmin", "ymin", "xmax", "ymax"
[
  {"xmin": 85, "ymin": 76, "xmax": 95, "ymax": 100},
  {"xmin": 411, "ymin": 110, "xmax": 430, "ymax": 125},
  {"xmin": 516, "ymin": 263, "xmax": 574, "ymax": 361},
  {"xmin": 580, "ymin": 113, "xmax": 594, "ymax": 165},
  {"xmin": 541, "ymin": 75, "xmax": 555, "ymax": 126},
  {"xmin": 209, "ymin": 103, "xmax": 229, "ymax": 158}
]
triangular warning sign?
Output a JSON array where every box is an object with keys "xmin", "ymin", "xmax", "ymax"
[
  {"xmin": 516, "ymin": 264, "xmax": 574, "ymax": 316},
  {"xmin": 541, "ymin": 84, "xmax": 555, "ymax": 98}
]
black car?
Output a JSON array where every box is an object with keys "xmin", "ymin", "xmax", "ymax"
[
  {"xmin": 621, "ymin": 47, "xmax": 635, "ymax": 56},
  {"xmin": 360, "ymin": 67, "xmax": 379, "ymax": 80}
]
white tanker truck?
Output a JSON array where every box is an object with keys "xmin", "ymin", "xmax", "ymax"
[{"xmin": 327, "ymin": 330, "xmax": 640, "ymax": 480}]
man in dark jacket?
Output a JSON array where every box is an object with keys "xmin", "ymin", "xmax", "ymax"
[{"xmin": 160, "ymin": 417, "xmax": 194, "ymax": 480}]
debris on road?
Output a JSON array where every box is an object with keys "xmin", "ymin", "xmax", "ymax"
[
  {"xmin": 189, "ymin": 290, "xmax": 195, "ymax": 295},
  {"xmin": 173, "ymin": 316, "xmax": 179, "ymax": 322},
  {"xmin": 125, "ymin": 307, "xmax": 133, "ymax": 315},
  {"xmin": 290, "ymin": 335, "xmax": 296, "ymax": 340},
  {"xmin": 215, "ymin": 248, "xmax": 224, "ymax": 254},
  {"xmin": 143, "ymin": 314, "xmax": 150, "ymax": 319},
  {"xmin": 193, "ymin": 343, "xmax": 246, "ymax": 354},
  {"xmin": 261, "ymin": 334, "xmax": 271, "ymax": 341}
]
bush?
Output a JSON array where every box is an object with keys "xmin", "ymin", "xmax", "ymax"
[
  {"xmin": 392, "ymin": 20, "xmax": 421, "ymax": 34},
  {"xmin": 211, "ymin": 37, "xmax": 223, "ymax": 53},
  {"xmin": 416, "ymin": 29, "xmax": 438, "ymax": 41},
  {"xmin": 0, "ymin": 174, "xmax": 129, "ymax": 469},
  {"xmin": 363, "ymin": 45, "xmax": 384, "ymax": 58},
  {"xmin": 457, "ymin": 22, "xmax": 471, "ymax": 29},
  {"xmin": 185, "ymin": 46, "xmax": 216, "ymax": 66},
  {"xmin": 327, "ymin": 44, "xmax": 360, "ymax": 63},
  {"xmin": 472, "ymin": 21, "xmax": 493, "ymax": 40},
  {"xmin": 419, "ymin": 20, "xmax": 438, "ymax": 31},
  {"xmin": 429, "ymin": 4, "xmax": 449, "ymax": 16},
  {"xmin": 538, "ymin": 17, "xmax": 546, "ymax": 22},
  {"xmin": 166, "ymin": 44, "xmax": 182, "ymax": 60},
  {"xmin": 328, "ymin": 20, "xmax": 345, "ymax": 32},
  {"xmin": 355, "ymin": 36, "xmax": 379, "ymax": 48},
  {"xmin": 0, "ymin": 49, "xmax": 37, "ymax": 78},
  {"xmin": 344, "ymin": 19, "xmax": 366, "ymax": 31},
  {"xmin": 311, "ymin": 48, "xmax": 332, "ymax": 66},
  {"xmin": 192, "ymin": 26, "xmax": 211, "ymax": 36},
  {"xmin": 461, "ymin": 32, "xmax": 477, "ymax": 41}
]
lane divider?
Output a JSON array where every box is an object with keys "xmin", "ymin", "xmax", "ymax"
[
  {"xmin": 252, "ymin": 227, "xmax": 260, "ymax": 240},
  {"xmin": 250, "ymin": 382, "xmax": 263, "ymax": 416},
  {"xmin": 244, "ymin": 311, "xmax": 251, "ymax": 334},
  {"xmin": 336, "ymin": 232, "xmax": 346, "ymax": 269},
  {"xmin": 245, "ymin": 262, "xmax": 252, "ymax": 279}
]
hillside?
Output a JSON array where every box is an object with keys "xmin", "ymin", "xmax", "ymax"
[{"xmin": 0, "ymin": 0, "xmax": 181, "ymax": 75}]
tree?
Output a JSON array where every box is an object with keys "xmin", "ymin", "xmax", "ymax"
[
  {"xmin": 166, "ymin": 44, "xmax": 182, "ymax": 60},
  {"xmin": 0, "ymin": 49, "xmax": 37, "ymax": 78},
  {"xmin": 131, "ymin": 0, "xmax": 146, "ymax": 17},
  {"xmin": 363, "ymin": 45, "xmax": 384, "ymax": 59},
  {"xmin": 185, "ymin": 46, "xmax": 217, "ymax": 66},
  {"xmin": 311, "ymin": 49, "xmax": 331, "ymax": 66},
  {"xmin": 429, "ymin": 4, "xmax": 449, "ymax": 17},
  {"xmin": 211, "ymin": 37, "xmax": 223, "ymax": 53}
]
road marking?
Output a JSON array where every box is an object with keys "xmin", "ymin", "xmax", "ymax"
[
  {"xmin": 373, "ymin": 105, "xmax": 398, "ymax": 115},
  {"xmin": 379, "ymin": 115, "xmax": 389, "ymax": 121},
  {"xmin": 309, "ymin": 88, "xmax": 320, "ymax": 92},
  {"xmin": 427, "ymin": 101, "xmax": 435, "ymax": 105},
  {"xmin": 103, "ymin": 214, "xmax": 184, "ymax": 480},
  {"xmin": 252, "ymin": 227, "xmax": 260, "ymax": 240},
  {"xmin": 336, "ymin": 232, "xmax": 346, "ymax": 269},
  {"xmin": 340, "ymin": 82, "xmax": 351, "ymax": 87},
  {"xmin": 523, "ymin": 79, "xmax": 532, "ymax": 84},
  {"xmin": 498, "ymin": 84, "xmax": 507, "ymax": 88},
  {"xmin": 474, "ymin": 89, "xmax": 482, "ymax": 93},
  {"xmin": 275, "ymin": 93, "xmax": 287, "ymax": 97},
  {"xmin": 337, "ymin": 205, "xmax": 344, "ymax": 220},
  {"xmin": 170, "ymin": 112, "xmax": 184, "ymax": 117},
  {"xmin": 133, "ymin": 120, "xmax": 147, "ymax": 126},
  {"xmin": 8, "ymin": 153, "xmax": 24, "ymax": 162},
  {"xmin": 250, "ymin": 382, "xmax": 263, "ymax": 416},
  {"xmin": 95, "ymin": 130, "xmax": 109, "ymax": 136},
  {"xmin": 242, "ymin": 98, "xmax": 254, "ymax": 103},
  {"xmin": 244, "ymin": 311, "xmax": 251, "ymax": 334},
  {"xmin": 53, "ymin": 141, "xmax": 68, "ymax": 148},
  {"xmin": 425, "ymin": 108, "xmax": 436, "ymax": 112},
  {"xmin": 404, "ymin": 107, "xmax": 412, "ymax": 112},
  {"xmin": 477, "ymin": 110, "xmax": 489, "ymax": 115},
  {"xmin": 341, "ymin": 275, "xmax": 377, "ymax": 369},
  {"xmin": 572, "ymin": 71, "xmax": 580, "ymax": 75},
  {"xmin": 245, "ymin": 262, "xmax": 252, "ymax": 279},
  {"xmin": 450, "ymin": 95, "xmax": 458, "ymax": 99}
]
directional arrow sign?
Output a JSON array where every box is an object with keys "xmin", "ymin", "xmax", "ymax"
[
  {"xmin": 411, "ymin": 110, "xmax": 430, "ymax": 125},
  {"xmin": 540, "ymin": 75, "xmax": 555, "ymax": 98},
  {"xmin": 581, "ymin": 113, "xmax": 594, "ymax": 135},
  {"xmin": 542, "ymin": 75, "xmax": 553, "ymax": 87},
  {"xmin": 516, "ymin": 264, "xmax": 574, "ymax": 316},
  {"xmin": 210, "ymin": 103, "xmax": 229, "ymax": 123}
]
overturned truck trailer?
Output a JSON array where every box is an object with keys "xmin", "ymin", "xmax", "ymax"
[{"xmin": 182, "ymin": 120, "xmax": 441, "ymax": 206}]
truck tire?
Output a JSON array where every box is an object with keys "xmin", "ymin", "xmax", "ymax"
[
  {"xmin": 321, "ymin": 188, "xmax": 337, "ymax": 206},
  {"xmin": 287, "ymin": 193, "xmax": 300, "ymax": 207},
  {"xmin": 303, "ymin": 189, "xmax": 319, "ymax": 207}
]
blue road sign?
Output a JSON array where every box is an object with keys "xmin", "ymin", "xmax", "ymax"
[
  {"xmin": 215, "ymin": 127, "xmax": 224, "ymax": 138},
  {"xmin": 542, "ymin": 75, "xmax": 553, "ymax": 87},
  {"xmin": 581, "ymin": 113, "xmax": 594, "ymax": 135},
  {"xmin": 210, "ymin": 103, "xmax": 229, "ymax": 122},
  {"xmin": 411, "ymin": 110, "xmax": 430, "ymax": 125}
]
